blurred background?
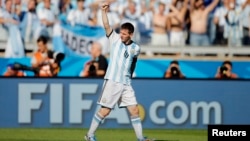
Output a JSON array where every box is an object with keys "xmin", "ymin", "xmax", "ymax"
[{"xmin": 0, "ymin": 1, "xmax": 250, "ymax": 138}]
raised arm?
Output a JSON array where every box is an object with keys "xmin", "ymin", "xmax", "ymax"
[
  {"xmin": 241, "ymin": 0, "xmax": 250, "ymax": 10},
  {"xmin": 169, "ymin": 1, "xmax": 188, "ymax": 23},
  {"xmin": 205, "ymin": 0, "xmax": 220, "ymax": 14},
  {"xmin": 101, "ymin": 2, "xmax": 112, "ymax": 36},
  {"xmin": 190, "ymin": 0, "xmax": 196, "ymax": 12}
]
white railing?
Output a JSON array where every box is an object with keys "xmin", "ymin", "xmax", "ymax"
[{"xmin": 140, "ymin": 45, "xmax": 250, "ymax": 59}]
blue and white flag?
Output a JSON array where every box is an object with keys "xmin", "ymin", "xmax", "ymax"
[
  {"xmin": 1, "ymin": 9, "xmax": 25, "ymax": 58},
  {"xmin": 4, "ymin": 24, "xmax": 25, "ymax": 58},
  {"xmin": 52, "ymin": 21, "xmax": 107, "ymax": 57}
]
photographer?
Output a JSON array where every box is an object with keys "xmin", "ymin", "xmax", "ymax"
[
  {"xmin": 164, "ymin": 60, "xmax": 185, "ymax": 79},
  {"xmin": 215, "ymin": 60, "xmax": 238, "ymax": 79},
  {"xmin": 3, "ymin": 63, "xmax": 26, "ymax": 77},
  {"xmin": 37, "ymin": 50, "xmax": 65, "ymax": 77},
  {"xmin": 31, "ymin": 35, "xmax": 65, "ymax": 77},
  {"xmin": 80, "ymin": 42, "xmax": 108, "ymax": 77}
]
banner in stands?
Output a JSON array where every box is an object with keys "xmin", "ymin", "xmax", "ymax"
[
  {"xmin": 52, "ymin": 22, "xmax": 107, "ymax": 57},
  {"xmin": 0, "ymin": 78, "xmax": 250, "ymax": 129}
]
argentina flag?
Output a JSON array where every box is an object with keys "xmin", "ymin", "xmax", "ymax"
[
  {"xmin": 52, "ymin": 19, "xmax": 107, "ymax": 57},
  {"xmin": 4, "ymin": 24, "xmax": 25, "ymax": 58},
  {"xmin": 1, "ymin": 9, "xmax": 25, "ymax": 58}
]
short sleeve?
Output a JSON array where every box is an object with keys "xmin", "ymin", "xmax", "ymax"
[
  {"xmin": 107, "ymin": 30, "xmax": 120, "ymax": 46},
  {"xmin": 134, "ymin": 45, "xmax": 140, "ymax": 57}
]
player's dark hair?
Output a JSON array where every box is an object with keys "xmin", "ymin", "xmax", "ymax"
[
  {"xmin": 37, "ymin": 36, "xmax": 48, "ymax": 44},
  {"xmin": 121, "ymin": 22, "xmax": 134, "ymax": 34}
]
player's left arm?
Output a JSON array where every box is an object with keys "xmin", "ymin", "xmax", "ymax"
[
  {"xmin": 130, "ymin": 46, "xmax": 140, "ymax": 78},
  {"xmin": 130, "ymin": 57, "xmax": 137, "ymax": 78}
]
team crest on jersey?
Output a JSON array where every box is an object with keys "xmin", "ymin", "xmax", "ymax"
[{"xmin": 124, "ymin": 50, "xmax": 129, "ymax": 58}]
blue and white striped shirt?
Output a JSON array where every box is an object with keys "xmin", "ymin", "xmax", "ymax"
[{"xmin": 104, "ymin": 30, "xmax": 140, "ymax": 85}]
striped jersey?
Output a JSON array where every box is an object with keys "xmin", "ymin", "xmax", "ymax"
[{"xmin": 104, "ymin": 30, "xmax": 140, "ymax": 85}]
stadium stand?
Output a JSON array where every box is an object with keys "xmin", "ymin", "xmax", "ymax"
[
  {"xmin": 0, "ymin": 0, "xmax": 249, "ymax": 60},
  {"xmin": 140, "ymin": 45, "xmax": 250, "ymax": 60},
  {"xmin": 0, "ymin": 0, "xmax": 249, "ymax": 79}
]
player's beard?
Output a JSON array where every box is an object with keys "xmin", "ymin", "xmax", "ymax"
[{"xmin": 122, "ymin": 37, "xmax": 131, "ymax": 45}]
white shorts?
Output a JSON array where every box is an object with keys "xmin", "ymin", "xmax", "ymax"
[{"xmin": 97, "ymin": 79, "xmax": 138, "ymax": 109}]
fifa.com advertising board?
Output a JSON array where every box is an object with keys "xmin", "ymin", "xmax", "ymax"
[{"xmin": 0, "ymin": 78, "xmax": 250, "ymax": 129}]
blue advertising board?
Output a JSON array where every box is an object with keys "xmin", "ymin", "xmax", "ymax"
[{"xmin": 0, "ymin": 78, "xmax": 250, "ymax": 129}]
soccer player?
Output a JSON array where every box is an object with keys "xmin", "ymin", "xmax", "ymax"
[{"xmin": 84, "ymin": 2, "xmax": 150, "ymax": 141}]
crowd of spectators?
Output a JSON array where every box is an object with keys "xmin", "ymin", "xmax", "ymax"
[
  {"xmin": 83, "ymin": 0, "xmax": 250, "ymax": 47},
  {"xmin": 0, "ymin": 0, "xmax": 248, "ymax": 78},
  {"xmin": 0, "ymin": 0, "xmax": 249, "ymax": 51}
]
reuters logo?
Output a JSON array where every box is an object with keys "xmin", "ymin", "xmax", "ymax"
[{"xmin": 138, "ymin": 104, "xmax": 146, "ymax": 121}]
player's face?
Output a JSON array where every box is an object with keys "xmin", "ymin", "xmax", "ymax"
[{"xmin": 120, "ymin": 29, "xmax": 132, "ymax": 43}]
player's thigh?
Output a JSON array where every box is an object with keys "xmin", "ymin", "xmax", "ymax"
[
  {"xmin": 98, "ymin": 80, "xmax": 123, "ymax": 108},
  {"xmin": 118, "ymin": 85, "xmax": 137, "ymax": 108}
]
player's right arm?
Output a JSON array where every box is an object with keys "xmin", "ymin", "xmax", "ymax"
[{"xmin": 101, "ymin": 2, "xmax": 112, "ymax": 36}]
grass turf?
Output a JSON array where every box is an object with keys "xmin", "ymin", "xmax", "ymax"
[{"xmin": 0, "ymin": 128, "xmax": 207, "ymax": 141}]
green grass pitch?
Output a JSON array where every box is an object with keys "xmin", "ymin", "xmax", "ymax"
[{"xmin": 0, "ymin": 128, "xmax": 207, "ymax": 141}]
